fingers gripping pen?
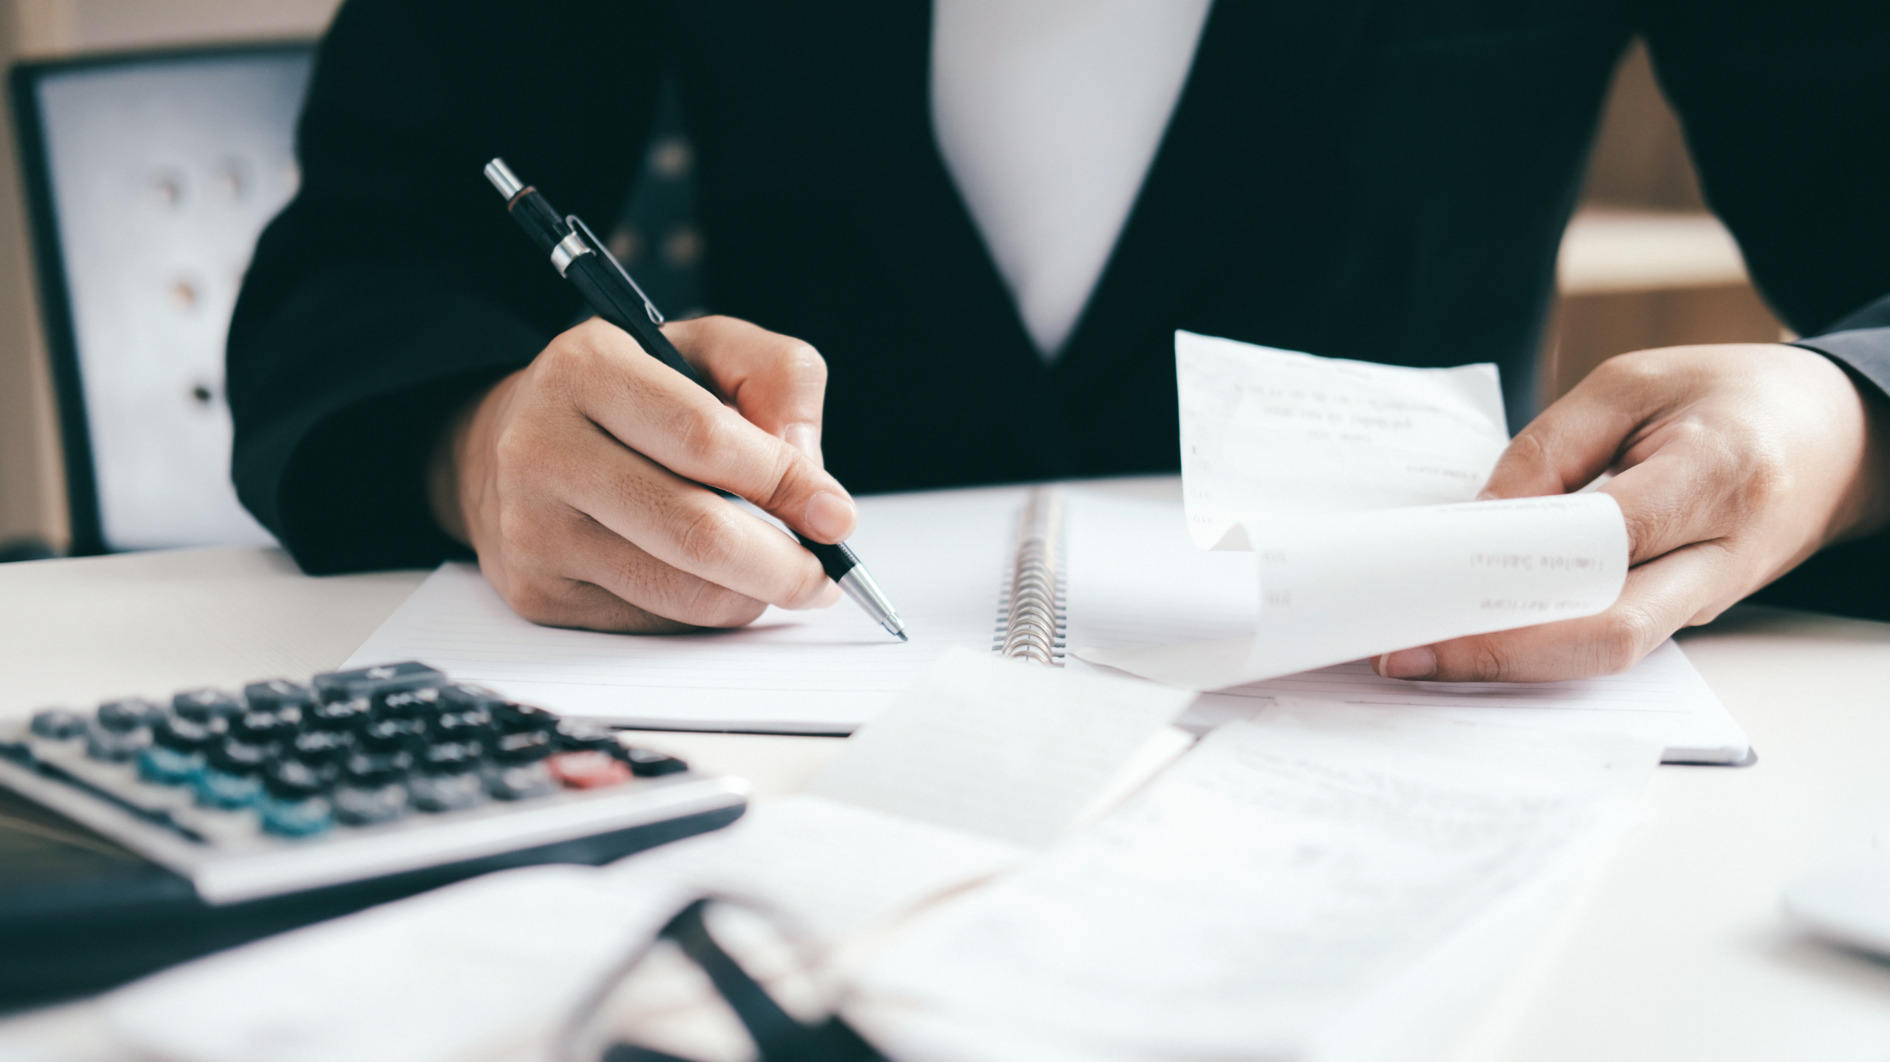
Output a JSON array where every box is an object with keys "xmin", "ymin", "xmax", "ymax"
[{"xmin": 482, "ymin": 158, "xmax": 907, "ymax": 641}]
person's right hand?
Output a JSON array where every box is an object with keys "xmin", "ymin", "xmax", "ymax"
[{"xmin": 427, "ymin": 315, "xmax": 855, "ymax": 633}]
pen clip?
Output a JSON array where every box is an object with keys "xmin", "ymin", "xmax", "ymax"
[{"xmin": 567, "ymin": 214, "xmax": 665, "ymax": 326}]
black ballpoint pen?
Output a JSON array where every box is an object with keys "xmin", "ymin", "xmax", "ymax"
[{"xmin": 481, "ymin": 158, "xmax": 907, "ymax": 641}]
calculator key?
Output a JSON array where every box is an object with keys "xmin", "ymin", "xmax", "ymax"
[
  {"xmin": 553, "ymin": 721, "xmax": 619, "ymax": 753},
  {"xmin": 263, "ymin": 759, "xmax": 329, "ymax": 801},
  {"xmin": 494, "ymin": 702, "xmax": 557, "ymax": 733},
  {"xmin": 493, "ymin": 729, "xmax": 554, "ymax": 764},
  {"xmin": 308, "ymin": 696, "xmax": 369, "ymax": 731},
  {"xmin": 621, "ymin": 747, "xmax": 688, "ymax": 778},
  {"xmin": 374, "ymin": 686, "xmax": 441, "ymax": 720},
  {"xmin": 154, "ymin": 716, "xmax": 216, "ymax": 752},
  {"xmin": 29, "ymin": 708, "xmax": 87, "ymax": 740},
  {"xmin": 138, "ymin": 746, "xmax": 204, "ymax": 786},
  {"xmin": 291, "ymin": 728, "xmax": 352, "ymax": 765},
  {"xmin": 196, "ymin": 768, "xmax": 264, "ymax": 809},
  {"xmin": 341, "ymin": 750, "xmax": 413, "ymax": 787},
  {"xmin": 332, "ymin": 783, "xmax": 409, "ymax": 826},
  {"xmin": 87, "ymin": 726, "xmax": 152, "ymax": 762},
  {"xmin": 172, "ymin": 689, "xmax": 244, "ymax": 723},
  {"xmin": 422, "ymin": 741, "xmax": 483, "ymax": 775},
  {"xmin": 487, "ymin": 762, "xmax": 558, "ymax": 801},
  {"xmin": 547, "ymin": 751, "xmax": 631, "ymax": 789},
  {"xmin": 360, "ymin": 717, "xmax": 428, "ymax": 754},
  {"xmin": 312, "ymin": 662, "xmax": 445, "ymax": 704},
  {"xmin": 233, "ymin": 709, "xmax": 298, "ymax": 745},
  {"xmin": 432, "ymin": 707, "xmax": 496, "ymax": 740},
  {"xmin": 207, "ymin": 738, "xmax": 270, "ymax": 776},
  {"xmin": 410, "ymin": 772, "xmax": 487, "ymax": 812},
  {"xmin": 260, "ymin": 796, "xmax": 334, "ymax": 837},
  {"xmin": 97, "ymin": 698, "xmax": 165, "ymax": 732},
  {"xmin": 243, "ymin": 679, "xmax": 315, "ymax": 714}
]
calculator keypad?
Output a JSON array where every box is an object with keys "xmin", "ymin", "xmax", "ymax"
[{"xmin": 2, "ymin": 662, "xmax": 689, "ymax": 844}]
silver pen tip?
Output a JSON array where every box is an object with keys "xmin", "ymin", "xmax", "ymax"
[
  {"xmin": 483, "ymin": 158, "xmax": 523, "ymax": 199},
  {"xmin": 896, "ymin": 630, "xmax": 909, "ymax": 643}
]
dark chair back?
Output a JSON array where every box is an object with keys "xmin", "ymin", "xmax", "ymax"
[{"xmin": 11, "ymin": 45, "xmax": 702, "ymax": 555}]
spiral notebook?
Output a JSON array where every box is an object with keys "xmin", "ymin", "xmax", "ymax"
[
  {"xmin": 345, "ymin": 478, "xmax": 1750, "ymax": 762},
  {"xmin": 345, "ymin": 481, "xmax": 1196, "ymax": 732}
]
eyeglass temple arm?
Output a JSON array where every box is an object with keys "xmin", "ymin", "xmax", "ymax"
[{"xmin": 658, "ymin": 900, "xmax": 886, "ymax": 1062}]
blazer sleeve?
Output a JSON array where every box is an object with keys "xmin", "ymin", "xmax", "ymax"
[
  {"xmin": 227, "ymin": 0, "xmax": 667, "ymax": 573},
  {"xmin": 1642, "ymin": 1, "xmax": 1890, "ymax": 620}
]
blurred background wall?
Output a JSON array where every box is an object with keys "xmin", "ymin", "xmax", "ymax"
[
  {"xmin": 1548, "ymin": 39, "xmax": 1786, "ymax": 405},
  {"xmin": 0, "ymin": 8, "xmax": 1788, "ymax": 553},
  {"xmin": 0, "ymin": 0, "xmax": 341, "ymax": 553}
]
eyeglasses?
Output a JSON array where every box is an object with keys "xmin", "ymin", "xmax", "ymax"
[{"xmin": 556, "ymin": 897, "xmax": 889, "ymax": 1062}]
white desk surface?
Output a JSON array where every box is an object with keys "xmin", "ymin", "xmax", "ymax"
[{"xmin": 2, "ymin": 546, "xmax": 1888, "ymax": 1061}]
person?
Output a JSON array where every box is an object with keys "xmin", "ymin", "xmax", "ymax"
[{"xmin": 227, "ymin": 0, "xmax": 1890, "ymax": 683}]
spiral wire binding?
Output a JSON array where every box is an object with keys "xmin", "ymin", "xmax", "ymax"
[{"xmin": 993, "ymin": 488, "xmax": 1067, "ymax": 665}]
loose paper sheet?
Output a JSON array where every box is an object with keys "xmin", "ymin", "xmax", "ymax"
[
  {"xmin": 1187, "ymin": 637, "xmax": 1749, "ymax": 764},
  {"xmin": 103, "ymin": 865, "xmax": 689, "ymax": 1062},
  {"xmin": 1079, "ymin": 333, "xmax": 1631, "ymax": 690},
  {"xmin": 102, "ymin": 799, "xmax": 1027, "ymax": 1062},
  {"xmin": 851, "ymin": 710, "xmax": 1659, "ymax": 1062},
  {"xmin": 810, "ymin": 647, "xmax": 1195, "ymax": 848}
]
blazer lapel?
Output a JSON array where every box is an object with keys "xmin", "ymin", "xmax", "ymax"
[
  {"xmin": 1055, "ymin": 0, "xmax": 1379, "ymax": 386},
  {"xmin": 811, "ymin": 1, "xmax": 1076, "ymax": 476}
]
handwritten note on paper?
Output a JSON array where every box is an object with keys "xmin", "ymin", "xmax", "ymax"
[
  {"xmin": 851, "ymin": 711, "xmax": 1659, "ymax": 1062},
  {"xmin": 1177, "ymin": 330, "xmax": 1509, "ymax": 550},
  {"xmin": 1075, "ymin": 333, "xmax": 1630, "ymax": 690}
]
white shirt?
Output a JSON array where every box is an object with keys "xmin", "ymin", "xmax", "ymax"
[{"xmin": 931, "ymin": 0, "xmax": 1213, "ymax": 360}]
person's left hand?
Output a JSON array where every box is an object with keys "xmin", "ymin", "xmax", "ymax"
[{"xmin": 1373, "ymin": 343, "xmax": 1890, "ymax": 682}]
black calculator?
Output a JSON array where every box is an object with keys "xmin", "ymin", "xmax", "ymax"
[{"xmin": 0, "ymin": 661, "xmax": 747, "ymax": 905}]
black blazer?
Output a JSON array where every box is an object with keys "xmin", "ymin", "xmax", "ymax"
[{"xmin": 228, "ymin": 0, "xmax": 1890, "ymax": 617}]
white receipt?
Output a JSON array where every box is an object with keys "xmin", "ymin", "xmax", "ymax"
[
  {"xmin": 1176, "ymin": 330, "xmax": 1509, "ymax": 549},
  {"xmin": 851, "ymin": 710, "xmax": 1659, "ymax": 1062},
  {"xmin": 1079, "ymin": 332, "xmax": 1630, "ymax": 690},
  {"xmin": 1084, "ymin": 494, "xmax": 1628, "ymax": 689}
]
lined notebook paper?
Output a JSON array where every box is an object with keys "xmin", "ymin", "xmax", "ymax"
[{"xmin": 345, "ymin": 485, "xmax": 1024, "ymax": 732}]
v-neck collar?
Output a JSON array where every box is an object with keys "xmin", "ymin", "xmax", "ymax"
[{"xmin": 804, "ymin": 0, "xmax": 1377, "ymax": 475}]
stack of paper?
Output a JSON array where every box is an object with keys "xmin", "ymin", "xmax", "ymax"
[
  {"xmin": 99, "ymin": 653, "xmax": 1661, "ymax": 1062},
  {"xmin": 850, "ymin": 709, "xmax": 1660, "ymax": 1062}
]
